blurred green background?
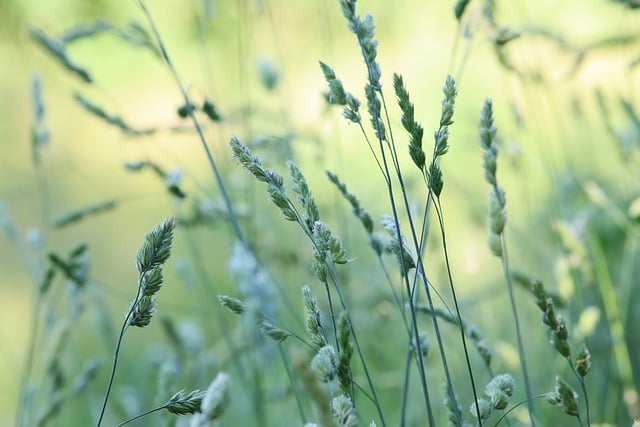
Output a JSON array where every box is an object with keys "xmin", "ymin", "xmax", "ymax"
[{"xmin": 1, "ymin": 0, "xmax": 639, "ymax": 425}]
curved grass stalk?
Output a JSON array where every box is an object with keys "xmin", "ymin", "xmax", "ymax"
[
  {"xmin": 480, "ymin": 98, "xmax": 536, "ymax": 426},
  {"xmin": 433, "ymin": 197, "xmax": 483, "ymax": 423}
]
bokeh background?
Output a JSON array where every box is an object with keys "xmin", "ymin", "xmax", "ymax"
[{"xmin": 1, "ymin": 0, "xmax": 639, "ymax": 425}]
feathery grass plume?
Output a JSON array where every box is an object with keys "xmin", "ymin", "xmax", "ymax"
[
  {"xmin": 96, "ymin": 217, "xmax": 176, "ymax": 426},
  {"xmin": 479, "ymin": 98, "xmax": 536, "ymax": 425},
  {"xmin": 217, "ymin": 295, "xmax": 247, "ymax": 315},
  {"xmin": 393, "ymin": 74, "xmax": 425, "ymax": 170},
  {"xmin": 30, "ymin": 75, "xmax": 49, "ymax": 166},
  {"xmin": 546, "ymin": 376, "xmax": 580, "ymax": 418},
  {"xmin": 532, "ymin": 280, "xmax": 592, "ymax": 423},
  {"xmin": 312, "ymin": 221, "xmax": 348, "ymax": 266},
  {"xmin": 470, "ymin": 374, "xmax": 515, "ymax": 423},
  {"xmin": 331, "ymin": 394, "xmax": 359, "ymax": 427},
  {"xmin": 230, "ymin": 135, "xmax": 298, "ymax": 222},
  {"xmin": 29, "ymin": 26, "xmax": 92, "ymax": 82},
  {"xmin": 165, "ymin": 389, "xmax": 206, "ymax": 415},
  {"xmin": 336, "ymin": 312, "xmax": 354, "ymax": 396},
  {"xmin": 576, "ymin": 346, "xmax": 592, "ymax": 377},
  {"xmin": 312, "ymin": 345, "xmax": 338, "ymax": 383},
  {"xmin": 338, "ymin": 0, "xmax": 386, "ymax": 142},
  {"xmin": 135, "ymin": 217, "xmax": 177, "ymax": 274},
  {"xmin": 511, "ymin": 270, "xmax": 566, "ymax": 308},
  {"xmin": 380, "ymin": 215, "xmax": 415, "ymax": 276},
  {"xmin": 426, "ymin": 75, "xmax": 456, "ymax": 197},
  {"xmin": 435, "ymin": 75, "xmax": 456, "ymax": 155},
  {"xmin": 74, "ymin": 93, "xmax": 155, "ymax": 136},
  {"xmin": 326, "ymin": 171, "xmax": 374, "ymax": 234},
  {"xmin": 365, "ymin": 84, "xmax": 387, "ymax": 141},
  {"xmin": 303, "ymin": 286, "xmax": 328, "ymax": 350},
  {"xmin": 318, "ymin": 61, "xmax": 362, "ymax": 123},
  {"xmin": 339, "ymin": 0, "xmax": 381, "ymax": 90},
  {"xmin": 531, "ymin": 279, "xmax": 571, "ymax": 358},
  {"xmin": 260, "ymin": 321, "xmax": 293, "ymax": 342},
  {"xmin": 52, "ymin": 200, "xmax": 118, "ymax": 229},
  {"xmin": 479, "ymin": 98, "xmax": 505, "ymax": 256},
  {"xmin": 288, "ymin": 161, "xmax": 321, "ymax": 232}
]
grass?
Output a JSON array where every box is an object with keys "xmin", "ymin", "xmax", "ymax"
[{"xmin": 3, "ymin": 0, "xmax": 640, "ymax": 426}]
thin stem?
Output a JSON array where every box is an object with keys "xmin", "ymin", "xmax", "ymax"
[
  {"xmin": 499, "ymin": 233, "xmax": 536, "ymax": 427},
  {"xmin": 360, "ymin": 93, "xmax": 434, "ymax": 424},
  {"xmin": 434, "ymin": 197, "xmax": 482, "ymax": 423},
  {"xmin": 325, "ymin": 263, "xmax": 387, "ymax": 427},
  {"xmin": 95, "ymin": 272, "xmax": 146, "ymax": 427},
  {"xmin": 322, "ymin": 279, "xmax": 340, "ymax": 350},
  {"xmin": 115, "ymin": 404, "xmax": 167, "ymax": 427},
  {"xmin": 492, "ymin": 395, "xmax": 548, "ymax": 427},
  {"xmin": 399, "ymin": 345, "xmax": 413, "ymax": 427},
  {"xmin": 569, "ymin": 361, "xmax": 591, "ymax": 427},
  {"xmin": 16, "ymin": 294, "xmax": 42, "ymax": 427},
  {"xmin": 278, "ymin": 343, "xmax": 308, "ymax": 424},
  {"xmin": 138, "ymin": 0, "xmax": 246, "ymax": 248}
]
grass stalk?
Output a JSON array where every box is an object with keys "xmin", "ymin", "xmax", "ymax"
[
  {"xmin": 433, "ymin": 197, "xmax": 483, "ymax": 423},
  {"xmin": 138, "ymin": 0, "xmax": 247, "ymax": 247}
]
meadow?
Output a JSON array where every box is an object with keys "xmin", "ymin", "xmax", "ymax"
[{"xmin": 1, "ymin": 0, "xmax": 640, "ymax": 425}]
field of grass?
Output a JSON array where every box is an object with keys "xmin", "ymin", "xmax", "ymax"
[{"xmin": 1, "ymin": 0, "xmax": 640, "ymax": 426}]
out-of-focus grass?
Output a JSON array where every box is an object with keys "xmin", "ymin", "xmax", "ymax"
[{"xmin": 1, "ymin": 0, "xmax": 639, "ymax": 425}]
